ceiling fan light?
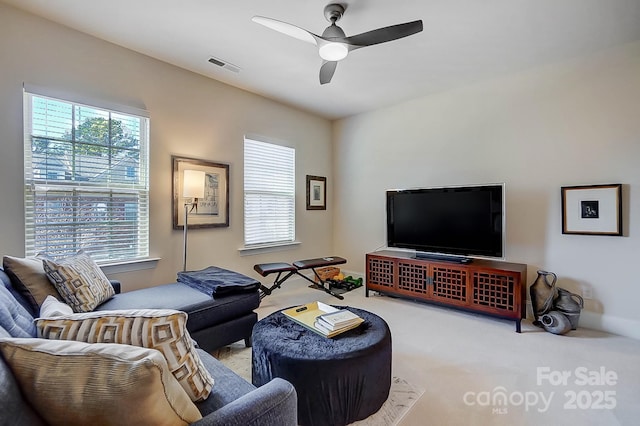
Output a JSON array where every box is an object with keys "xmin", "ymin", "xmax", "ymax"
[{"xmin": 319, "ymin": 42, "xmax": 348, "ymax": 61}]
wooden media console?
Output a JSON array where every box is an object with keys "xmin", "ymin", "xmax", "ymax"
[{"xmin": 365, "ymin": 251, "xmax": 527, "ymax": 332}]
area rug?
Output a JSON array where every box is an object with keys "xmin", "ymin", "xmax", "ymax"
[{"xmin": 212, "ymin": 344, "xmax": 424, "ymax": 425}]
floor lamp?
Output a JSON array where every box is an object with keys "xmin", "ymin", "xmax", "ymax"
[{"xmin": 182, "ymin": 169, "xmax": 205, "ymax": 271}]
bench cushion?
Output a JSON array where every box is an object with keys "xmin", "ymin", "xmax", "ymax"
[
  {"xmin": 253, "ymin": 263, "xmax": 297, "ymax": 277},
  {"xmin": 292, "ymin": 256, "xmax": 346, "ymax": 270}
]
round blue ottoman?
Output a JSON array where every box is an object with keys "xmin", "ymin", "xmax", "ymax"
[{"xmin": 251, "ymin": 306, "xmax": 392, "ymax": 426}]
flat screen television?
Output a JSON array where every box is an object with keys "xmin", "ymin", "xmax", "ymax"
[{"xmin": 386, "ymin": 184, "xmax": 505, "ymax": 261}]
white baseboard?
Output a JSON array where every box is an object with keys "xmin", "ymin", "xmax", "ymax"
[
  {"xmin": 579, "ymin": 311, "xmax": 640, "ymax": 340},
  {"xmin": 526, "ymin": 301, "xmax": 639, "ymax": 340}
]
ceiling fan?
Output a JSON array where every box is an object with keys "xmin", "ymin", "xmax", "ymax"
[{"xmin": 252, "ymin": 4, "xmax": 423, "ymax": 85}]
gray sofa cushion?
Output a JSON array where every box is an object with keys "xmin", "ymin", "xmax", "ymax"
[
  {"xmin": 0, "ymin": 327, "xmax": 46, "ymax": 425},
  {"xmin": 193, "ymin": 348, "xmax": 297, "ymax": 426},
  {"xmin": 0, "ymin": 285, "xmax": 36, "ymax": 338},
  {"xmin": 195, "ymin": 348, "xmax": 256, "ymax": 415},
  {"xmin": 97, "ymin": 283, "xmax": 260, "ymax": 333},
  {"xmin": 193, "ymin": 378, "xmax": 298, "ymax": 426}
]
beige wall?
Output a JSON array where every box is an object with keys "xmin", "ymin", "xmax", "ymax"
[
  {"xmin": 0, "ymin": 4, "xmax": 333, "ymax": 290},
  {"xmin": 333, "ymin": 41, "xmax": 640, "ymax": 338}
]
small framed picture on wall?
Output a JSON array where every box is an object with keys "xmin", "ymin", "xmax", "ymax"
[
  {"xmin": 306, "ymin": 175, "xmax": 326, "ymax": 210},
  {"xmin": 561, "ymin": 184, "xmax": 622, "ymax": 236}
]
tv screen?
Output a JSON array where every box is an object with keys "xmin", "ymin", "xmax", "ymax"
[{"xmin": 386, "ymin": 184, "xmax": 504, "ymax": 259}]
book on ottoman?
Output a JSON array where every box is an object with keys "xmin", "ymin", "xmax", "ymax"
[
  {"xmin": 316, "ymin": 309, "xmax": 361, "ymax": 330},
  {"xmin": 282, "ymin": 301, "xmax": 364, "ymax": 338}
]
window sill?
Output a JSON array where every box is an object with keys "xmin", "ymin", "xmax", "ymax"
[
  {"xmin": 238, "ymin": 241, "xmax": 301, "ymax": 256},
  {"xmin": 99, "ymin": 257, "xmax": 160, "ymax": 274}
]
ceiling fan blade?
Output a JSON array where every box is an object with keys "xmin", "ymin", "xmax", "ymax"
[
  {"xmin": 344, "ymin": 20, "xmax": 423, "ymax": 48},
  {"xmin": 319, "ymin": 60, "xmax": 338, "ymax": 85},
  {"xmin": 252, "ymin": 16, "xmax": 318, "ymax": 45}
]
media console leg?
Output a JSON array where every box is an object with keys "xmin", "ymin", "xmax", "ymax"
[{"xmin": 515, "ymin": 319, "xmax": 521, "ymax": 333}]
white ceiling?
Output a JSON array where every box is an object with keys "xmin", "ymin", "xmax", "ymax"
[{"xmin": 4, "ymin": 0, "xmax": 640, "ymax": 119}]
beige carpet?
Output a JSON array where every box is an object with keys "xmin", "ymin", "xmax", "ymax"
[
  {"xmin": 213, "ymin": 343, "xmax": 425, "ymax": 425},
  {"xmin": 246, "ymin": 276, "xmax": 640, "ymax": 426}
]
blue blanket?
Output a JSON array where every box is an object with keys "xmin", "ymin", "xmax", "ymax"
[{"xmin": 177, "ymin": 266, "xmax": 260, "ymax": 297}]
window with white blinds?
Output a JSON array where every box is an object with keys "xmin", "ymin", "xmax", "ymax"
[
  {"xmin": 23, "ymin": 91, "xmax": 150, "ymax": 263},
  {"xmin": 243, "ymin": 138, "xmax": 295, "ymax": 246}
]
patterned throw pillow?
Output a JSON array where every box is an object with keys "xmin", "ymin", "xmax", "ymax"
[
  {"xmin": 36, "ymin": 308, "xmax": 214, "ymax": 402},
  {"xmin": 41, "ymin": 250, "xmax": 114, "ymax": 312},
  {"xmin": 0, "ymin": 337, "xmax": 202, "ymax": 426}
]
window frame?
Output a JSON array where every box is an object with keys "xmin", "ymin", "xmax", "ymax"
[
  {"xmin": 242, "ymin": 137, "xmax": 296, "ymax": 250},
  {"xmin": 23, "ymin": 88, "xmax": 150, "ymax": 264}
]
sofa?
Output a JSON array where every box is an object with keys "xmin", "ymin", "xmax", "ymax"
[
  {"xmin": 0, "ymin": 265, "xmax": 298, "ymax": 425},
  {"xmin": 3, "ymin": 254, "xmax": 262, "ymax": 352}
]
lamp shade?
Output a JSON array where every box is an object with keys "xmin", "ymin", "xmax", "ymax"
[{"xmin": 183, "ymin": 170, "xmax": 205, "ymax": 198}]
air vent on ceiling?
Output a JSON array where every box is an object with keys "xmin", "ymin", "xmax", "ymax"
[{"xmin": 208, "ymin": 56, "xmax": 241, "ymax": 74}]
